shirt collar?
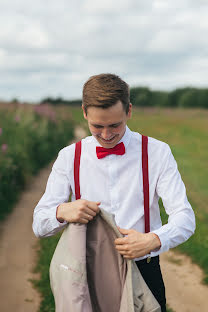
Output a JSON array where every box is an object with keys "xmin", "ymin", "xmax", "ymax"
[{"xmin": 92, "ymin": 125, "xmax": 132, "ymax": 150}]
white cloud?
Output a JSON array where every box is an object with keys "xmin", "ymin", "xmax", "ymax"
[{"xmin": 0, "ymin": 0, "xmax": 208, "ymax": 101}]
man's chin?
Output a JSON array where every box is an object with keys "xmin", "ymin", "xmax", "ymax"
[{"xmin": 97, "ymin": 136, "xmax": 119, "ymax": 148}]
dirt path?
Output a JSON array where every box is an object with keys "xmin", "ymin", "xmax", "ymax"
[
  {"xmin": 160, "ymin": 251, "xmax": 208, "ymax": 312},
  {"xmin": 0, "ymin": 126, "xmax": 86, "ymax": 312},
  {"xmin": 0, "ymin": 125, "xmax": 207, "ymax": 312}
]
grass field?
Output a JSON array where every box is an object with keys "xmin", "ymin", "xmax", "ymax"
[{"xmin": 33, "ymin": 106, "xmax": 208, "ymax": 312}]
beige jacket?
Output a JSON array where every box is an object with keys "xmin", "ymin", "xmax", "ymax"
[{"xmin": 49, "ymin": 208, "xmax": 161, "ymax": 312}]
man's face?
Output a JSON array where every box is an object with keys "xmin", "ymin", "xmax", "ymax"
[{"xmin": 82, "ymin": 100, "xmax": 132, "ymax": 148}]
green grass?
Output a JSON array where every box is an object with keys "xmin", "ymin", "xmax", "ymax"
[
  {"xmin": 32, "ymin": 233, "xmax": 62, "ymax": 312},
  {"xmin": 33, "ymin": 107, "xmax": 208, "ymax": 312}
]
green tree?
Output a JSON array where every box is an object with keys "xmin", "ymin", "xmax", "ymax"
[
  {"xmin": 197, "ymin": 89, "xmax": 208, "ymax": 108},
  {"xmin": 178, "ymin": 88, "xmax": 198, "ymax": 108},
  {"xmin": 151, "ymin": 91, "xmax": 169, "ymax": 107},
  {"xmin": 130, "ymin": 87, "xmax": 152, "ymax": 107}
]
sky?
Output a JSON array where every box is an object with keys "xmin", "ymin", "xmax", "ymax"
[{"xmin": 0, "ymin": 0, "xmax": 208, "ymax": 102}]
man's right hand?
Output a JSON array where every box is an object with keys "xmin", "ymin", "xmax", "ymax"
[{"xmin": 56, "ymin": 199, "xmax": 101, "ymax": 224}]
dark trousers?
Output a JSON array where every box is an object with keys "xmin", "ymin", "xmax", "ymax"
[{"xmin": 135, "ymin": 256, "xmax": 166, "ymax": 312}]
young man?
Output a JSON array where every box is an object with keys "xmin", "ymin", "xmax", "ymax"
[{"xmin": 33, "ymin": 73, "xmax": 195, "ymax": 312}]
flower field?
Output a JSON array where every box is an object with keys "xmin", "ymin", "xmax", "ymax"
[{"xmin": 0, "ymin": 102, "xmax": 74, "ymax": 221}]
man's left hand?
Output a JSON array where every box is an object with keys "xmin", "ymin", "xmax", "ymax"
[{"xmin": 114, "ymin": 227, "xmax": 161, "ymax": 259}]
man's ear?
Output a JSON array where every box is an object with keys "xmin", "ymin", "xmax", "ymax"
[
  {"xmin": 127, "ymin": 103, "xmax": 132, "ymax": 119},
  {"xmin": 82, "ymin": 105, "xmax": 87, "ymax": 120}
]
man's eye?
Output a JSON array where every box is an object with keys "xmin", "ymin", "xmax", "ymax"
[
  {"xmin": 93, "ymin": 125, "xmax": 102, "ymax": 128},
  {"xmin": 111, "ymin": 124, "xmax": 119, "ymax": 128}
]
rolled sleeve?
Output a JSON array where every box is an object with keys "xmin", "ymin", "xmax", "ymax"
[{"xmin": 32, "ymin": 146, "xmax": 73, "ymax": 238}]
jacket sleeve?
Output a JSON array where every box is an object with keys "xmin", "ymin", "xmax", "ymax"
[
  {"xmin": 151, "ymin": 143, "xmax": 196, "ymax": 254},
  {"xmin": 32, "ymin": 146, "xmax": 74, "ymax": 238}
]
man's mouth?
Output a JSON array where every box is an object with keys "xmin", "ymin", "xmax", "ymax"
[{"xmin": 99, "ymin": 136, "xmax": 116, "ymax": 143}]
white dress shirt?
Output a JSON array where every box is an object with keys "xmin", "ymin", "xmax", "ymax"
[{"xmin": 32, "ymin": 126, "xmax": 195, "ymax": 260}]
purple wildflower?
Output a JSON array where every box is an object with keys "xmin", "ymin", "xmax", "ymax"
[
  {"xmin": 1, "ymin": 144, "xmax": 8, "ymax": 152},
  {"xmin": 34, "ymin": 104, "xmax": 56, "ymax": 122},
  {"xmin": 15, "ymin": 115, "xmax": 21, "ymax": 122}
]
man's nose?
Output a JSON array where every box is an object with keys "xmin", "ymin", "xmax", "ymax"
[{"xmin": 101, "ymin": 128, "xmax": 111, "ymax": 139}]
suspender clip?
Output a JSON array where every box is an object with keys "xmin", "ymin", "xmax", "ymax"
[{"xmin": 147, "ymin": 256, "xmax": 151, "ymax": 263}]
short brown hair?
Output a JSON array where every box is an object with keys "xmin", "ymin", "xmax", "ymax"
[{"xmin": 82, "ymin": 73, "xmax": 130, "ymax": 115}]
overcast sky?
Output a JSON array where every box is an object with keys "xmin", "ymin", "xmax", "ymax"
[{"xmin": 0, "ymin": 0, "xmax": 208, "ymax": 102}]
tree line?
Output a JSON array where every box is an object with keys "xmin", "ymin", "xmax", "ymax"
[{"xmin": 40, "ymin": 86, "xmax": 208, "ymax": 108}]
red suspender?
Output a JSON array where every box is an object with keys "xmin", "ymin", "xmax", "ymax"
[
  {"xmin": 142, "ymin": 135, "xmax": 150, "ymax": 233},
  {"xmin": 74, "ymin": 141, "xmax": 82, "ymax": 200},
  {"xmin": 74, "ymin": 137, "xmax": 150, "ymax": 232}
]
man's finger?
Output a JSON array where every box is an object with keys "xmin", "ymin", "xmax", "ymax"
[
  {"xmin": 117, "ymin": 250, "xmax": 127, "ymax": 255},
  {"xmin": 114, "ymin": 237, "xmax": 128, "ymax": 245},
  {"xmin": 86, "ymin": 201, "xmax": 101, "ymax": 212},
  {"xmin": 83, "ymin": 207, "xmax": 97, "ymax": 217},
  {"xmin": 115, "ymin": 244, "xmax": 129, "ymax": 252},
  {"xmin": 83, "ymin": 213, "xmax": 93, "ymax": 221},
  {"xmin": 118, "ymin": 227, "xmax": 131, "ymax": 235},
  {"xmin": 79, "ymin": 218, "xmax": 89, "ymax": 224}
]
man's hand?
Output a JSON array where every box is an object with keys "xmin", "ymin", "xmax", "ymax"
[
  {"xmin": 114, "ymin": 227, "xmax": 161, "ymax": 259},
  {"xmin": 56, "ymin": 199, "xmax": 101, "ymax": 224}
]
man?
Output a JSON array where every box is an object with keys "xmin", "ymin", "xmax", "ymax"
[{"xmin": 33, "ymin": 73, "xmax": 195, "ymax": 312}]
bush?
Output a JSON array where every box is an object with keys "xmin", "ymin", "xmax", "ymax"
[{"xmin": 0, "ymin": 103, "xmax": 74, "ymax": 220}]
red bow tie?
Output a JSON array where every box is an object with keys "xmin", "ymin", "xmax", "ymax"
[{"xmin": 96, "ymin": 142, "xmax": 125, "ymax": 159}]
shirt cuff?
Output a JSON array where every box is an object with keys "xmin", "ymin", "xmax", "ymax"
[{"xmin": 150, "ymin": 228, "xmax": 170, "ymax": 254}]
